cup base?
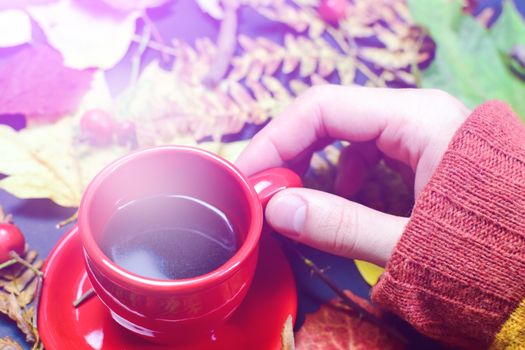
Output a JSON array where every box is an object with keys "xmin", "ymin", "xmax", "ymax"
[
  {"xmin": 39, "ymin": 227, "xmax": 297, "ymax": 350},
  {"xmin": 108, "ymin": 294, "xmax": 246, "ymax": 345}
]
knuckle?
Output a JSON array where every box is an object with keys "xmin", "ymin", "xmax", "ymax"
[
  {"xmin": 322, "ymin": 204, "xmax": 358, "ymax": 257},
  {"xmin": 425, "ymin": 89, "xmax": 466, "ymax": 113},
  {"xmin": 302, "ymin": 85, "xmax": 327, "ymax": 99},
  {"xmin": 300, "ymin": 84, "xmax": 336, "ymax": 106}
]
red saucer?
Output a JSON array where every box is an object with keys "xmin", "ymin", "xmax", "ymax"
[{"xmin": 38, "ymin": 227, "xmax": 297, "ymax": 349}]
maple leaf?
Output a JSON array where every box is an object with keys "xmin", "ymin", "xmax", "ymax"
[
  {"xmin": 0, "ymin": 45, "xmax": 93, "ymax": 123},
  {"xmin": 295, "ymin": 291, "xmax": 404, "ymax": 350},
  {"xmin": 27, "ymin": 0, "xmax": 140, "ymax": 70},
  {"xmin": 0, "ymin": 337, "xmax": 24, "ymax": 350}
]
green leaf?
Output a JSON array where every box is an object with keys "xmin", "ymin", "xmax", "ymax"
[
  {"xmin": 408, "ymin": 0, "xmax": 525, "ymax": 119},
  {"xmin": 407, "ymin": 0, "xmax": 463, "ymax": 32},
  {"xmin": 491, "ymin": 0, "xmax": 525, "ymax": 53}
]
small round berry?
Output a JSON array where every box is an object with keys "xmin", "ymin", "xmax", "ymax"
[
  {"xmin": 80, "ymin": 109, "xmax": 114, "ymax": 146},
  {"xmin": 318, "ymin": 0, "xmax": 348, "ymax": 24},
  {"xmin": 115, "ymin": 121, "xmax": 138, "ymax": 148},
  {"xmin": 0, "ymin": 223, "xmax": 25, "ymax": 263}
]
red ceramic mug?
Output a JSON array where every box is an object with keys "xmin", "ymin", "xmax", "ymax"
[{"xmin": 78, "ymin": 146, "xmax": 301, "ymax": 343}]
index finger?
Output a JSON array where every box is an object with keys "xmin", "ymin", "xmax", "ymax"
[{"xmin": 235, "ymin": 85, "xmax": 415, "ymax": 176}]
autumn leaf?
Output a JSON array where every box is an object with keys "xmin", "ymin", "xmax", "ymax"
[
  {"xmin": 0, "ymin": 209, "xmax": 45, "ymax": 349},
  {"xmin": 0, "ymin": 115, "xmax": 248, "ymax": 208},
  {"xmin": 0, "ymin": 67, "xmax": 249, "ymax": 209},
  {"xmin": 0, "ymin": 0, "xmax": 420, "ymax": 209},
  {"xmin": 0, "ymin": 337, "xmax": 23, "ymax": 350},
  {"xmin": 0, "ymin": 45, "xmax": 93, "ymax": 123},
  {"xmin": 354, "ymin": 260, "xmax": 384, "ymax": 286},
  {"xmin": 0, "ymin": 62, "xmax": 251, "ymax": 208},
  {"xmin": 295, "ymin": 291, "xmax": 404, "ymax": 350},
  {"xmin": 27, "ymin": 1, "xmax": 139, "ymax": 70},
  {"xmin": 0, "ymin": 293, "xmax": 35, "ymax": 343},
  {"xmin": 0, "ymin": 118, "xmax": 124, "ymax": 207},
  {"xmin": 491, "ymin": 0, "xmax": 525, "ymax": 54},
  {"xmin": 408, "ymin": 0, "xmax": 525, "ymax": 119}
]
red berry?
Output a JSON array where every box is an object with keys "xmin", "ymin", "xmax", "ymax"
[
  {"xmin": 80, "ymin": 109, "xmax": 114, "ymax": 146},
  {"xmin": 0, "ymin": 223, "xmax": 25, "ymax": 263},
  {"xmin": 318, "ymin": 0, "xmax": 348, "ymax": 24},
  {"xmin": 115, "ymin": 121, "xmax": 137, "ymax": 148}
]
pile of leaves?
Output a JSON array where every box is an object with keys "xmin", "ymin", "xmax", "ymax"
[
  {"xmin": 280, "ymin": 290, "xmax": 404, "ymax": 350},
  {"xmin": 295, "ymin": 291, "xmax": 404, "ymax": 350},
  {"xmin": 0, "ymin": 241, "xmax": 43, "ymax": 350},
  {"xmin": 0, "ymin": 0, "xmax": 422, "ymax": 209},
  {"xmin": 1, "ymin": 0, "xmax": 524, "ymax": 348}
]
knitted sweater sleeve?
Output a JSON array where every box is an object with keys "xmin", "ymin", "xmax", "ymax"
[{"xmin": 371, "ymin": 101, "xmax": 525, "ymax": 349}]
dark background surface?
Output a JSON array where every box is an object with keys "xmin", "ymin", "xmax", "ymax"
[{"xmin": 1, "ymin": 0, "xmax": 523, "ymax": 348}]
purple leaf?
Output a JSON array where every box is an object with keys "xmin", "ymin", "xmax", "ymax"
[{"xmin": 0, "ymin": 44, "xmax": 94, "ymax": 122}]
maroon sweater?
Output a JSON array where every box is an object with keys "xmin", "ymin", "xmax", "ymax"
[{"xmin": 371, "ymin": 101, "xmax": 525, "ymax": 349}]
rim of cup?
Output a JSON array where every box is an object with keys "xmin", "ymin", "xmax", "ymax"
[{"xmin": 79, "ymin": 146, "xmax": 263, "ymax": 293}]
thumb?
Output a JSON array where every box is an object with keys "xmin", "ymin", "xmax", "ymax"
[{"xmin": 266, "ymin": 188, "xmax": 408, "ymax": 266}]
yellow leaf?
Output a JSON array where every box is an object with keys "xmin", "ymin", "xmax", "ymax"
[
  {"xmin": 239, "ymin": 35, "xmax": 256, "ymax": 51},
  {"xmin": 228, "ymin": 81, "xmax": 256, "ymax": 108},
  {"xmin": 359, "ymin": 47, "xmax": 417, "ymax": 69},
  {"xmin": 310, "ymin": 74, "xmax": 329, "ymax": 85},
  {"xmin": 262, "ymin": 76, "xmax": 292, "ymax": 101},
  {"xmin": 198, "ymin": 140, "xmax": 249, "ymax": 164},
  {"xmin": 0, "ymin": 293, "xmax": 34, "ymax": 342},
  {"xmin": 0, "ymin": 337, "xmax": 23, "ymax": 350},
  {"xmin": 354, "ymin": 260, "xmax": 384, "ymax": 286},
  {"xmin": 0, "ymin": 73, "xmax": 127, "ymax": 207},
  {"xmin": 282, "ymin": 56, "xmax": 299, "ymax": 74},
  {"xmin": 289, "ymin": 79, "xmax": 310, "ymax": 96},
  {"xmin": 318, "ymin": 56, "xmax": 336, "ymax": 77},
  {"xmin": 245, "ymin": 80, "xmax": 273, "ymax": 101},
  {"xmin": 336, "ymin": 60, "xmax": 356, "ymax": 85},
  {"xmin": 0, "ymin": 120, "xmax": 129, "ymax": 207},
  {"xmin": 308, "ymin": 17, "xmax": 325, "ymax": 38},
  {"xmin": 0, "ymin": 122, "xmax": 80, "ymax": 207},
  {"xmin": 246, "ymin": 59, "xmax": 265, "ymax": 82}
]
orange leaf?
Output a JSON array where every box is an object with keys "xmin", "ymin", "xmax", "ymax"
[{"xmin": 295, "ymin": 291, "xmax": 404, "ymax": 350}]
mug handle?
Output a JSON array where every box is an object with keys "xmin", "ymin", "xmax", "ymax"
[{"xmin": 248, "ymin": 168, "xmax": 302, "ymax": 207}]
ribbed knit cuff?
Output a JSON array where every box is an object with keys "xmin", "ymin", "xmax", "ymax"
[{"xmin": 371, "ymin": 101, "xmax": 525, "ymax": 349}]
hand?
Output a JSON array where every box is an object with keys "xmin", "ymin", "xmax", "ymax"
[{"xmin": 236, "ymin": 86, "xmax": 470, "ymax": 266}]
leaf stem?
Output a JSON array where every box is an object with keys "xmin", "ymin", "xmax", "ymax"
[
  {"xmin": 277, "ymin": 237, "xmax": 407, "ymax": 344},
  {"xmin": 0, "ymin": 258, "xmax": 18, "ymax": 271},
  {"xmin": 9, "ymin": 252, "xmax": 43, "ymax": 277},
  {"xmin": 32, "ymin": 276, "xmax": 43, "ymax": 330},
  {"xmin": 202, "ymin": 1, "xmax": 239, "ymax": 87},
  {"xmin": 130, "ymin": 24, "xmax": 152, "ymax": 85},
  {"xmin": 131, "ymin": 36, "xmax": 179, "ymax": 57},
  {"xmin": 55, "ymin": 211, "xmax": 78, "ymax": 229},
  {"xmin": 73, "ymin": 288, "xmax": 96, "ymax": 308},
  {"xmin": 142, "ymin": 13, "xmax": 169, "ymax": 62}
]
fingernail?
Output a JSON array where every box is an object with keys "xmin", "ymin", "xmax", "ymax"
[{"xmin": 267, "ymin": 194, "xmax": 306, "ymax": 237}]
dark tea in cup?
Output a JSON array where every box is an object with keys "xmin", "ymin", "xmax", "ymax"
[{"xmin": 100, "ymin": 194, "xmax": 239, "ymax": 280}]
